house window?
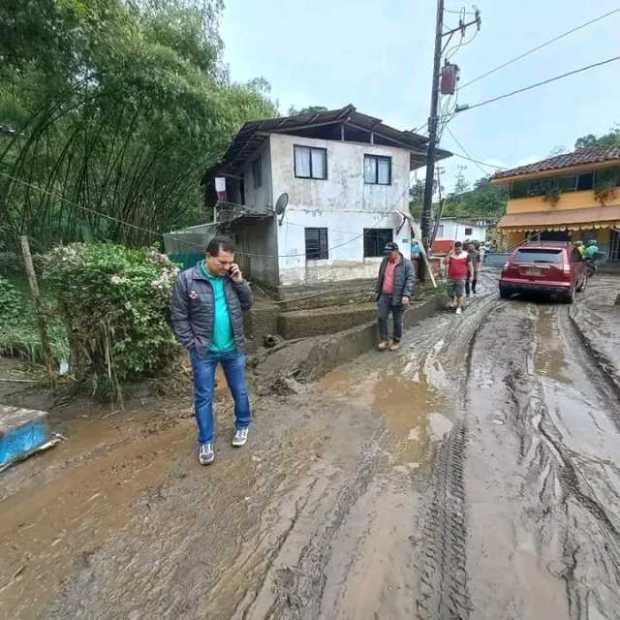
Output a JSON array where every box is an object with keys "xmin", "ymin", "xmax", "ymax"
[
  {"xmin": 464, "ymin": 227, "xmax": 473, "ymax": 236},
  {"xmin": 364, "ymin": 228, "xmax": 393, "ymax": 257},
  {"xmin": 364, "ymin": 155, "xmax": 392, "ymax": 185},
  {"xmin": 252, "ymin": 158, "xmax": 262, "ymax": 188},
  {"xmin": 294, "ymin": 146, "xmax": 327, "ymax": 179},
  {"xmin": 577, "ymin": 172, "xmax": 594, "ymax": 191},
  {"xmin": 305, "ymin": 227, "xmax": 328, "ymax": 260}
]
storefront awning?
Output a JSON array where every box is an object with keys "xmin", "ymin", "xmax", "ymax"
[{"xmin": 498, "ymin": 205, "xmax": 620, "ymax": 232}]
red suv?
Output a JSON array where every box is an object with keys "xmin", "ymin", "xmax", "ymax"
[{"xmin": 499, "ymin": 241, "xmax": 587, "ymax": 303}]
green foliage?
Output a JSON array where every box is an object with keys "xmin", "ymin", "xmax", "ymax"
[
  {"xmin": 287, "ymin": 105, "xmax": 329, "ymax": 116},
  {"xmin": 442, "ymin": 177, "xmax": 508, "ymax": 219},
  {"xmin": 0, "ymin": 0, "xmax": 277, "ymax": 250},
  {"xmin": 0, "ymin": 275, "xmax": 21, "ymax": 322},
  {"xmin": 575, "ymin": 126, "xmax": 620, "ymax": 150},
  {"xmin": 42, "ymin": 243, "xmax": 180, "ymax": 397},
  {"xmin": 0, "ymin": 275, "xmax": 69, "ymax": 364}
]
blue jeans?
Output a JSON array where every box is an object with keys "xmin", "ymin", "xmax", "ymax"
[{"xmin": 190, "ymin": 348, "xmax": 251, "ymax": 444}]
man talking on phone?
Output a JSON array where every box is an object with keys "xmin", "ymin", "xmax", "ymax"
[{"xmin": 170, "ymin": 236, "xmax": 253, "ymax": 465}]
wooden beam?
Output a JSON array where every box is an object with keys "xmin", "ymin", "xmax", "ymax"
[
  {"xmin": 345, "ymin": 121, "xmax": 413, "ymax": 150},
  {"xmin": 269, "ymin": 119, "xmax": 344, "ymax": 133},
  {"xmin": 20, "ymin": 236, "xmax": 55, "ymax": 387}
]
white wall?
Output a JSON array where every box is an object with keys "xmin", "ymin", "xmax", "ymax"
[
  {"xmin": 277, "ymin": 209, "xmax": 411, "ymax": 285},
  {"xmin": 436, "ymin": 220, "xmax": 487, "ymax": 242},
  {"xmin": 269, "ymin": 133, "xmax": 413, "ymax": 285}
]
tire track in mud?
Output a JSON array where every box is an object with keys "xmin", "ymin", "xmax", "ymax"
[
  {"xmin": 233, "ymin": 427, "xmax": 387, "ymax": 620},
  {"xmin": 495, "ymin": 303, "xmax": 620, "ymax": 619},
  {"xmin": 415, "ymin": 293, "xmax": 501, "ymax": 620},
  {"xmin": 568, "ymin": 306, "xmax": 620, "ymax": 408}
]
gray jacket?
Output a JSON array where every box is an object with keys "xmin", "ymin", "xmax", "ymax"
[
  {"xmin": 375, "ymin": 253, "xmax": 416, "ymax": 305},
  {"xmin": 170, "ymin": 265, "xmax": 253, "ymax": 354}
]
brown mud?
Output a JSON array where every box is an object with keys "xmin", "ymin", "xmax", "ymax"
[{"xmin": 1, "ymin": 272, "xmax": 619, "ymax": 619}]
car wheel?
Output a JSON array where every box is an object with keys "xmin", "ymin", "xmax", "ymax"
[
  {"xmin": 564, "ymin": 286, "xmax": 575, "ymax": 304},
  {"xmin": 499, "ymin": 286, "xmax": 510, "ymax": 299}
]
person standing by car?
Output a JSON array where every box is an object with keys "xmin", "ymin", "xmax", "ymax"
[
  {"xmin": 376, "ymin": 242, "xmax": 415, "ymax": 351},
  {"xmin": 170, "ymin": 236, "xmax": 254, "ymax": 466},
  {"xmin": 447, "ymin": 241, "xmax": 473, "ymax": 315},
  {"xmin": 584, "ymin": 239, "xmax": 600, "ymax": 277}
]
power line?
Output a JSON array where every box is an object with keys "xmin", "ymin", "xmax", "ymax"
[
  {"xmin": 0, "ymin": 171, "xmax": 415, "ymax": 260},
  {"xmin": 459, "ymin": 6, "xmax": 620, "ymax": 90},
  {"xmin": 446, "ymin": 127, "xmax": 503, "ymax": 176},
  {"xmin": 458, "ymin": 54, "xmax": 620, "ymax": 113},
  {"xmin": 451, "ymin": 150, "xmax": 504, "ymax": 171}
]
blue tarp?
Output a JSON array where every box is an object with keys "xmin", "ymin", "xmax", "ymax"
[{"xmin": 0, "ymin": 419, "xmax": 50, "ymax": 467}]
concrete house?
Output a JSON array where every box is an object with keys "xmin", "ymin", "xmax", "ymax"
[
  {"xmin": 434, "ymin": 217, "xmax": 489, "ymax": 243},
  {"xmin": 492, "ymin": 146, "xmax": 620, "ymax": 262},
  {"xmin": 203, "ymin": 105, "xmax": 450, "ymax": 292}
]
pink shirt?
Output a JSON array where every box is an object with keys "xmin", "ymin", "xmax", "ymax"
[
  {"xmin": 382, "ymin": 256, "xmax": 399, "ymax": 294},
  {"xmin": 447, "ymin": 251, "xmax": 470, "ymax": 279}
]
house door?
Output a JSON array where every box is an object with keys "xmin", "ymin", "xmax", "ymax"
[{"xmin": 610, "ymin": 229, "xmax": 620, "ymax": 263}]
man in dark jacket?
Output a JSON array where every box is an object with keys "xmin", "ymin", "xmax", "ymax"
[
  {"xmin": 375, "ymin": 242, "xmax": 415, "ymax": 351},
  {"xmin": 170, "ymin": 236, "xmax": 253, "ymax": 465}
]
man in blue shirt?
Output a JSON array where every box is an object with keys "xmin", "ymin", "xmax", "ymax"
[{"xmin": 170, "ymin": 237, "xmax": 254, "ymax": 465}]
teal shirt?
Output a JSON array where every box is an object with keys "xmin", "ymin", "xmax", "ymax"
[
  {"xmin": 199, "ymin": 261, "xmax": 235, "ymax": 352},
  {"xmin": 584, "ymin": 245, "xmax": 599, "ymax": 260}
]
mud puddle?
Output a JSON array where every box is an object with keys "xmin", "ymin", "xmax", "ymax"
[{"xmin": 320, "ymin": 356, "xmax": 450, "ymax": 467}]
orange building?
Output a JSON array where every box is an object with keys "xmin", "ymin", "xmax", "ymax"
[{"xmin": 492, "ymin": 146, "xmax": 620, "ymax": 263}]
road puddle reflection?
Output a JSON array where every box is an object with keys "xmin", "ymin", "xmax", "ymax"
[
  {"xmin": 320, "ymin": 362, "xmax": 448, "ymax": 464},
  {"xmin": 534, "ymin": 307, "xmax": 570, "ymax": 384}
]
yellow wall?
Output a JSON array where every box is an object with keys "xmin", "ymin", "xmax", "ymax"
[
  {"xmin": 506, "ymin": 190, "xmax": 620, "ymax": 215},
  {"xmin": 500, "ymin": 228, "xmax": 610, "ymax": 251}
]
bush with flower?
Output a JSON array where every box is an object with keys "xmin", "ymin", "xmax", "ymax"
[{"xmin": 43, "ymin": 243, "xmax": 180, "ymax": 397}]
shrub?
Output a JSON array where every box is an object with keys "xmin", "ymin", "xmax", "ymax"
[{"xmin": 42, "ymin": 243, "xmax": 180, "ymax": 399}]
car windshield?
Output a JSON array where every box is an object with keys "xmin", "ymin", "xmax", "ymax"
[{"xmin": 515, "ymin": 249, "xmax": 562, "ymax": 264}]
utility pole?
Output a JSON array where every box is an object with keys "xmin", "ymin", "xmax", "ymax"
[
  {"xmin": 421, "ymin": 0, "xmax": 445, "ymax": 252},
  {"xmin": 420, "ymin": 3, "xmax": 481, "ymax": 251}
]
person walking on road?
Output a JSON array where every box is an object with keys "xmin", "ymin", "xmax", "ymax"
[
  {"xmin": 170, "ymin": 236, "xmax": 254, "ymax": 466},
  {"xmin": 465, "ymin": 241, "xmax": 481, "ymax": 298},
  {"xmin": 376, "ymin": 242, "xmax": 415, "ymax": 352},
  {"xmin": 447, "ymin": 241, "xmax": 472, "ymax": 315}
]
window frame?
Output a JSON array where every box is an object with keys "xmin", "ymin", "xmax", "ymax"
[
  {"xmin": 294, "ymin": 145, "xmax": 328, "ymax": 180},
  {"xmin": 305, "ymin": 227, "xmax": 329, "ymax": 260},
  {"xmin": 251, "ymin": 157, "xmax": 262, "ymax": 189},
  {"xmin": 364, "ymin": 154, "xmax": 392, "ymax": 185},
  {"xmin": 464, "ymin": 227, "xmax": 473, "ymax": 236},
  {"xmin": 363, "ymin": 228, "xmax": 393, "ymax": 258}
]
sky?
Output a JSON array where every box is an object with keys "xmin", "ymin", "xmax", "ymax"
[{"xmin": 220, "ymin": 0, "xmax": 620, "ymax": 193}]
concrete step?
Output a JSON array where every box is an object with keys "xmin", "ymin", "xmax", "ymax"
[
  {"xmin": 278, "ymin": 303, "xmax": 378, "ymax": 339},
  {"xmin": 0, "ymin": 405, "xmax": 51, "ymax": 470}
]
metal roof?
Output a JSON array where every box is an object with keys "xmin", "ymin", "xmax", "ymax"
[{"xmin": 203, "ymin": 104, "xmax": 451, "ymax": 181}]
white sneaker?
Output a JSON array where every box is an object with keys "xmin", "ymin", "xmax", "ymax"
[
  {"xmin": 232, "ymin": 427, "xmax": 249, "ymax": 447},
  {"xmin": 456, "ymin": 307, "xmax": 463, "ymax": 315},
  {"xmin": 198, "ymin": 442, "xmax": 215, "ymax": 465}
]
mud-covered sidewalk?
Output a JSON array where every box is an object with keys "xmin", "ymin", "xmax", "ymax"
[{"xmin": 1, "ymin": 272, "xmax": 619, "ymax": 619}]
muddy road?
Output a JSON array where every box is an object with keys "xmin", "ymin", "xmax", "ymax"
[{"xmin": 1, "ymin": 273, "xmax": 619, "ymax": 619}]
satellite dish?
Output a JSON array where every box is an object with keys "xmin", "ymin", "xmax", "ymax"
[{"xmin": 275, "ymin": 192, "xmax": 289, "ymax": 225}]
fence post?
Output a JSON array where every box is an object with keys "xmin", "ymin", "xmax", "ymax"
[{"xmin": 19, "ymin": 236, "xmax": 55, "ymax": 388}]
